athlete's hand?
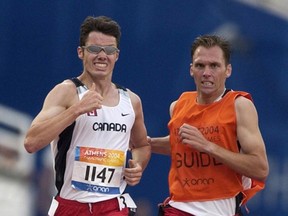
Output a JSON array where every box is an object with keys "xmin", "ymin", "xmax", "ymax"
[
  {"xmin": 124, "ymin": 159, "xmax": 143, "ymax": 186},
  {"xmin": 147, "ymin": 136, "xmax": 151, "ymax": 145},
  {"xmin": 179, "ymin": 123, "xmax": 211, "ymax": 152},
  {"xmin": 77, "ymin": 83, "xmax": 103, "ymax": 115}
]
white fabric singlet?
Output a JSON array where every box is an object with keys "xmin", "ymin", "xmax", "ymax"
[
  {"xmin": 51, "ymin": 85, "xmax": 135, "ymax": 203},
  {"xmin": 169, "ymin": 198, "xmax": 235, "ymax": 216}
]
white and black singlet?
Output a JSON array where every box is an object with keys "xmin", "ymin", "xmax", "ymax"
[{"xmin": 50, "ymin": 78, "xmax": 135, "ymax": 203}]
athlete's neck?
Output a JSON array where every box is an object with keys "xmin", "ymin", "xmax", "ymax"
[{"xmin": 197, "ymin": 88, "xmax": 226, "ymax": 104}]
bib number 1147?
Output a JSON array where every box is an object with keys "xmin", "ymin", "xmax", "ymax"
[{"xmin": 85, "ymin": 166, "xmax": 115, "ymax": 183}]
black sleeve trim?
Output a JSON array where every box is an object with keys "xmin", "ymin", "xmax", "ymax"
[
  {"xmin": 55, "ymin": 122, "xmax": 76, "ymax": 195},
  {"xmin": 70, "ymin": 77, "xmax": 85, "ymax": 87},
  {"xmin": 115, "ymin": 83, "xmax": 127, "ymax": 91}
]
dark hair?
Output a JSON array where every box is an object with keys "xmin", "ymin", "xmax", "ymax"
[
  {"xmin": 79, "ymin": 16, "xmax": 121, "ymax": 48},
  {"xmin": 191, "ymin": 35, "xmax": 231, "ymax": 65}
]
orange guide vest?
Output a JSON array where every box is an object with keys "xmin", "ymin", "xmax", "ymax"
[{"xmin": 168, "ymin": 91, "xmax": 264, "ymax": 204}]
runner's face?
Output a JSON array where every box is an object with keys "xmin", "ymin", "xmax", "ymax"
[
  {"xmin": 190, "ymin": 46, "xmax": 231, "ymax": 100},
  {"xmin": 78, "ymin": 31, "xmax": 119, "ymax": 79}
]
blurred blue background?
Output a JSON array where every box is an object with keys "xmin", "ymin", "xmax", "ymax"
[{"xmin": 0, "ymin": 0, "xmax": 287, "ymax": 215}]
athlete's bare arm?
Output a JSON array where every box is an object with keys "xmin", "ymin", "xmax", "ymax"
[
  {"xmin": 149, "ymin": 136, "xmax": 170, "ymax": 155},
  {"xmin": 149, "ymin": 100, "xmax": 177, "ymax": 155},
  {"xmin": 179, "ymin": 96, "xmax": 269, "ymax": 181},
  {"xmin": 24, "ymin": 80, "xmax": 103, "ymax": 153},
  {"xmin": 124, "ymin": 90, "xmax": 151, "ymax": 186}
]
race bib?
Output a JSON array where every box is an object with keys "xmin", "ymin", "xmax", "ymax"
[
  {"xmin": 48, "ymin": 197, "xmax": 59, "ymax": 216},
  {"xmin": 117, "ymin": 193, "xmax": 137, "ymax": 210},
  {"xmin": 71, "ymin": 146, "xmax": 125, "ymax": 195}
]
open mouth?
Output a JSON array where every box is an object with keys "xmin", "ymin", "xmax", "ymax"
[
  {"xmin": 201, "ymin": 81, "xmax": 213, "ymax": 87},
  {"xmin": 94, "ymin": 62, "xmax": 107, "ymax": 68}
]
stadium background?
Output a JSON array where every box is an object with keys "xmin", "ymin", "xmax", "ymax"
[{"xmin": 0, "ymin": 1, "xmax": 287, "ymax": 215}]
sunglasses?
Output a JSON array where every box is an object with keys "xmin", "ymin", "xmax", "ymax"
[{"xmin": 82, "ymin": 45, "xmax": 119, "ymax": 55}]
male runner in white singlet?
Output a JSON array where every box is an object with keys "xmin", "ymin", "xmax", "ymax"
[{"xmin": 24, "ymin": 16, "xmax": 151, "ymax": 216}]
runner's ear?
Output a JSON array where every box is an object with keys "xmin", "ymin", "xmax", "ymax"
[{"xmin": 77, "ymin": 46, "xmax": 84, "ymax": 60}]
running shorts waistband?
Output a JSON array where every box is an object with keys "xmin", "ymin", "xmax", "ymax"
[{"xmin": 55, "ymin": 196, "xmax": 118, "ymax": 207}]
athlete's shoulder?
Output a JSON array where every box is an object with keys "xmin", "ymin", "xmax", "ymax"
[
  {"xmin": 45, "ymin": 79, "xmax": 79, "ymax": 107},
  {"xmin": 227, "ymin": 90, "xmax": 252, "ymax": 101},
  {"xmin": 51, "ymin": 79, "xmax": 77, "ymax": 94}
]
